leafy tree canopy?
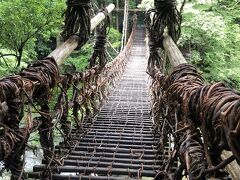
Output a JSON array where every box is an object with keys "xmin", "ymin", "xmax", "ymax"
[
  {"xmin": 0, "ymin": 0, "xmax": 65, "ymax": 67},
  {"xmin": 137, "ymin": 0, "xmax": 154, "ymax": 10},
  {"xmin": 179, "ymin": 0, "xmax": 240, "ymax": 88}
]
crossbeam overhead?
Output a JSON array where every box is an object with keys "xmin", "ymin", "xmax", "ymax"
[{"xmin": 114, "ymin": 8, "xmax": 144, "ymax": 12}]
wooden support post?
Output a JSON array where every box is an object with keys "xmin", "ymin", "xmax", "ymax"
[
  {"xmin": 124, "ymin": 0, "xmax": 129, "ymax": 48},
  {"xmin": 221, "ymin": 151, "xmax": 240, "ymax": 179},
  {"xmin": 116, "ymin": 0, "xmax": 119, "ymax": 31},
  {"xmin": 163, "ymin": 34, "xmax": 187, "ymax": 66},
  {"xmin": 121, "ymin": 0, "xmax": 129, "ymax": 51},
  {"xmin": 114, "ymin": 8, "xmax": 145, "ymax": 12},
  {"xmin": 48, "ymin": 4, "xmax": 115, "ymax": 66}
]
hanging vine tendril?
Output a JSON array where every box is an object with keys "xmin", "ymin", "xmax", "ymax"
[
  {"xmin": 145, "ymin": 0, "xmax": 181, "ymax": 77},
  {"xmin": 145, "ymin": 9, "xmax": 162, "ymax": 77},
  {"xmin": 61, "ymin": 0, "xmax": 91, "ymax": 48},
  {"xmin": 153, "ymin": 0, "xmax": 181, "ymax": 46},
  {"xmin": 89, "ymin": 9, "xmax": 110, "ymax": 69}
]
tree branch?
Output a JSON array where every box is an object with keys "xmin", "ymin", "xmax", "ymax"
[
  {"xmin": 0, "ymin": 53, "xmax": 18, "ymax": 59},
  {"xmin": 180, "ymin": 0, "xmax": 186, "ymax": 16}
]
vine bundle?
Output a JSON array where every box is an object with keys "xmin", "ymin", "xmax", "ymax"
[
  {"xmin": 61, "ymin": 0, "xmax": 91, "ymax": 47},
  {"xmin": 89, "ymin": 9, "xmax": 110, "ymax": 69},
  {"xmin": 152, "ymin": 64, "xmax": 240, "ymax": 179},
  {"xmin": 0, "ymin": 57, "xmax": 59, "ymax": 179},
  {"xmin": 145, "ymin": 0, "xmax": 181, "ymax": 77}
]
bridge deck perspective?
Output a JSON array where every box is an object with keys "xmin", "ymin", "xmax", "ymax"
[{"xmin": 29, "ymin": 28, "xmax": 163, "ymax": 179}]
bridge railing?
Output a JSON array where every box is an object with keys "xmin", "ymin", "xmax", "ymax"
[
  {"xmin": 0, "ymin": 3, "xmax": 137, "ymax": 179},
  {"xmin": 146, "ymin": 0, "xmax": 240, "ymax": 179}
]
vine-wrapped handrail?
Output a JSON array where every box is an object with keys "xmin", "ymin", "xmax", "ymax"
[
  {"xmin": 0, "ymin": 4, "xmax": 116, "ymax": 179},
  {"xmin": 147, "ymin": 0, "xmax": 240, "ymax": 179}
]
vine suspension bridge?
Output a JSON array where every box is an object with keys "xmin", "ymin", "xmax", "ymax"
[
  {"xmin": 0, "ymin": 1, "xmax": 240, "ymax": 180},
  {"xmin": 30, "ymin": 27, "xmax": 162, "ymax": 180}
]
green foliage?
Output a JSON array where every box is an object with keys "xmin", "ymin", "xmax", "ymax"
[
  {"xmin": 63, "ymin": 43, "xmax": 93, "ymax": 72},
  {"xmin": 0, "ymin": 0, "xmax": 65, "ymax": 66},
  {"xmin": 180, "ymin": 2, "xmax": 240, "ymax": 88},
  {"xmin": 0, "ymin": 56, "xmax": 27, "ymax": 76},
  {"xmin": 129, "ymin": 1, "xmax": 137, "ymax": 8},
  {"xmin": 108, "ymin": 28, "xmax": 122, "ymax": 49},
  {"xmin": 137, "ymin": 0, "xmax": 154, "ymax": 10},
  {"xmin": 0, "ymin": 0, "xmax": 122, "ymax": 76}
]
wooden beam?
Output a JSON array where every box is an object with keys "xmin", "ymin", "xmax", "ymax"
[
  {"xmin": 221, "ymin": 151, "xmax": 240, "ymax": 179},
  {"xmin": 114, "ymin": 8, "xmax": 144, "ymax": 12},
  {"xmin": 48, "ymin": 4, "xmax": 115, "ymax": 66},
  {"xmin": 163, "ymin": 34, "xmax": 187, "ymax": 66},
  {"xmin": 121, "ymin": 0, "xmax": 129, "ymax": 51},
  {"xmin": 116, "ymin": 0, "xmax": 119, "ymax": 31}
]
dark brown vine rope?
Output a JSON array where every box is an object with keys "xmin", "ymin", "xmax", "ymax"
[
  {"xmin": 0, "ymin": 76, "xmax": 24, "ymax": 129},
  {"xmin": 89, "ymin": 9, "xmax": 110, "ymax": 69},
  {"xmin": 61, "ymin": 0, "xmax": 91, "ymax": 48},
  {"xmin": 153, "ymin": 0, "xmax": 181, "ymax": 46},
  {"xmin": 146, "ymin": 1, "xmax": 240, "ymax": 178},
  {"xmin": 0, "ymin": 57, "xmax": 60, "ymax": 178},
  {"xmin": 0, "ymin": 76, "xmax": 24, "ymax": 178},
  {"xmin": 155, "ymin": 64, "xmax": 240, "ymax": 179},
  {"xmin": 145, "ymin": 0, "xmax": 181, "ymax": 77}
]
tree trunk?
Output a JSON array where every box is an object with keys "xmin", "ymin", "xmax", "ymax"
[
  {"xmin": 116, "ymin": 0, "xmax": 119, "ymax": 31},
  {"xmin": 16, "ymin": 48, "xmax": 23, "ymax": 67}
]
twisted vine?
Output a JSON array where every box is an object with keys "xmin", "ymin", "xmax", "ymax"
[{"xmin": 61, "ymin": 0, "xmax": 91, "ymax": 48}]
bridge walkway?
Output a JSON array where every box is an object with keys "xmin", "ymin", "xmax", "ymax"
[{"xmin": 30, "ymin": 28, "xmax": 162, "ymax": 180}]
